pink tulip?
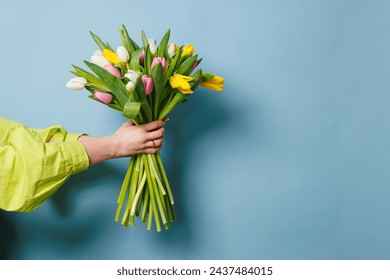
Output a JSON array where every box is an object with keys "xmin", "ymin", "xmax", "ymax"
[
  {"xmin": 190, "ymin": 60, "xmax": 198, "ymax": 73},
  {"xmin": 94, "ymin": 91, "xmax": 113, "ymax": 104},
  {"xmin": 139, "ymin": 50, "xmax": 145, "ymax": 66},
  {"xmin": 151, "ymin": 57, "xmax": 167, "ymax": 69},
  {"xmin": 141, "ymin": 75, "xmax": 153, "ymax": 95},
  {"xmin": 103, "ymin": 64, "xmax": 122, "ymax": 79}
]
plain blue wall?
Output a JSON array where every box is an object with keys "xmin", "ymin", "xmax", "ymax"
[{"xmin": 1, "ymin": 0, "xmax": 390, "ymax": 259}]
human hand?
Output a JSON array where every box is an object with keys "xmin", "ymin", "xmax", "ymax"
[
  {"xmin": 78, "ymin": 118, "xmax": 168, "ymax": 165},
  {"xmin": 109, "ymin": 119, "xmax": 166, "ymax": 157}
]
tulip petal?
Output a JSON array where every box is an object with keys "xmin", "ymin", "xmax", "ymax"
[
  {"xmin": 103, "ymin": 49, "xmax": 121, "ymax": 64},
  {"xmin": 200, "ymin": 75, "xmax": 224, "ymax": 91},
  {"xmin": 94, "ymin": 91, "xmax": 113, "ymax": 104}
]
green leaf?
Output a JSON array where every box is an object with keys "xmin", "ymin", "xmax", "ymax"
[
  {"xmin": 122, "ymin": 101, "xmax": 141, "ymax": 119},
  {"xmin": 201, "ymin": 72, "xmax": 215, "ymax": 83},
  {"xmin": 157, "ymin": 29, "xmax": 170, "ymax": 57},
  {"xmin": 157, "ymin": 91, "xmax": 186, "ymax": 120},
  {"xmin": 131, "ymin": 37, "xmax": 140, "ymax": 49},
  {"xmin": 196, "ymin": 58, "xmax": 203, "ymax": 68},
  {"xmin": 190, "ymin": 69, "xmax": 203, "ymax": 91},
  {"xmin": 176, "ymin": 55, "xmax": 197, "ymax": 75},
  {"xmin": 134, "ymin": 79, "xmax": 153, "ymax": 122},
  {"xmin": 105, "ymin": 41, "xmax": 114, "ymax": 52},
  {"xmin": 89, "ymin": 31, "xmax": 107, "ymax": 50},
  {"xmin": 144, "ymin": 45, "xmax": 152, "ymax": 76},
  {"xmin": 151, "ymin": 63, "xmax": 165, "ymax": 95},
  {"xmin": 166, "ymin": 47, "xmax": 182, "ymax": 78},
  {"xmin": 141, "ymin": 30, "xmax": 148, "ymax": 48},
  {"xmin": 120, "ymin": 25, "xmax": 136, "ymax": 54},
  {"xmin": 84, "ymin": 61, "xmax": 128, "ymax": 108},
  {"xmin": 129, "ymin": 48, "xmax": 144, "ymax": 71},
  {"xmin": 151, "ymin": 63, "xmax": 165, "ymax": 118}
]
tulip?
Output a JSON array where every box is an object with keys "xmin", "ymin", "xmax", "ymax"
[
  {"xmin": 151, "ymin": 57, "xmax": 167, "ymax": 69},
  {"xmin": 94, "ymin": 91, "xmax": 113, "ymax": 104},
  {"xmin": 126, "ymin": 81, "xmax": 136, "ymax": 92},
  {"xmin": 167, "ymin": 42, "xmax": 176, "ymax": 58},
  {"xmin": 190, "ymin": 60, "xmax": 199, "ymax": 74},
  {"xmin": 117, "ymin": 46, "xmax": 130, "ymax": 63},
  {"xmin": 200, "ymin": 75, "xmax": 224, "ymax": 92},
  {"xmin": 139, "ymin": 50, "xmax": 145, "ymax": 66},
  {"xmin": 91, "ymin": 54, "xmax": 110, "ymax": 68},
  {"xmin": 125, "ymin": 70, "xmax": 140, "ymax": 82},
  {"xmin": 103, "ymin": 64, "xmax": 122, "ymax": 79},
  {"xmin": 141, "ymin": 75, "xmax": 154, "ymax": 95},
  {"xmin": 148, "ymin": 39, "xmax": 157, "ymax": 56},
  {"xmin": 103, "ymin": 49, "xmax": 121, "ymax": 65},
  {"xmin": 181, "ymin": 44, "xmax": 195, "ymax": 57},
  {"xmin": 93, "ymin": 49, "xmax": 103, "ymax": 56},
  {"xmin": 66, "ymin": 77, "xmax": 87, "ymax": 90},
  {"xmin": 169, "ymin": 74, "xmax": 193, "ymax": 94}
]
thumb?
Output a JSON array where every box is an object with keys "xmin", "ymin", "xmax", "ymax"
[{"xmin": 119, "ymin": 120, "xmax": 135, "ymax": 129}]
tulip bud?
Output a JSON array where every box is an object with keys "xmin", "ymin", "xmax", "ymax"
[
  {"xmin": 103, "ymin": 49, "xmax": 121, "ymax": 65},
  {"xmin": 148, "ymin": 39, "xmax": 157, "ymax": 56},
  {"xmin": 141, "ymin": 75, "xmax": 153, "ymax": 95},
  {"xmin": 167, "ymin": 42, "xmax": 176, "ymax": 58},
  {"xmin": 117, "ymin": 46, "xmax": 130, "ymax": 62},
  {"xmin": 181, "ymin": 44, "xmax": 195, "ymax": 57},
  {"xmin": 126, "ymin": 81, "xmax": 136, "ymax": 92},
  {"xmin": 190, "ymin": 60, "xmax": 199, "ymax": 74},
  {"xmin": 103, "ymin": 64, "xmax": 122, "ymax": 79},
  {"xmin": 93, "ymin": 49, "xmax": 103, "ymax": 56},
  {"xmin": 91, "ymin": 54, "xmax": 110, "ymax": 68},
  {"xmin": 94, "ymin": 91, "xmax": 113, "ymax": 104},
  {"xmin": 139, "ymin": 50, "xmax": 145, "ymax": 66},
  {"xmin": 124, "ymin": 70, "xmax": 140, "ymax": 83},
  {"xmin": 66, "ymin": 77, "xmax": 87, "ymax": 90},
  {"xmin": 151, "ymin": 57, "xmax": 167, "ymax": 69}
]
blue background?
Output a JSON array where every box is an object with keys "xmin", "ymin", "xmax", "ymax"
[{"xmin": 1, "ymin": 0, "xmax": 390, "ymax": 259}]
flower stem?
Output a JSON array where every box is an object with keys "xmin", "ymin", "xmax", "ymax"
[
  {"xmin": 115, "ymin": 157, "xmax": 134, "ymax": 222},
  {"xmin": 143, "ymin": 154, "xmax": 161, "ymax": 232},
  {"xmin": 156, "ymin": 153, "xmax": 174, "ymax": 205}
]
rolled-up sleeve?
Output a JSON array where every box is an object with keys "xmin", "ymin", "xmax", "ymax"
[{"xmin": 0, "ymin": 117, "xmax": 89, "ymax": 212}]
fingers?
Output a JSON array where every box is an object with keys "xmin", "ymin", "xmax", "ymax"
[
  {"xmin": 145, "ymin": 137, "xmax": 164, "ymax": 148},
  {"xmin": 145, "ymin": 127, "xmax": 164, "ymax": 141},
  {"xmin": 141, "ymin": 120, "xmax": 165, "ymax": 132},
  {"xmin": 120, "ymin": 120, "xmax": 135, "ymax": 129}
]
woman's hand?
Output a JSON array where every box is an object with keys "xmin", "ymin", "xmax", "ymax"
[
  {"xmin": 109, "ymin": 120, "xmax": 166, "ymax": 157},
  {"xmin": 78, "ymin": 119, "xmax": 167, "ymax": 165}
]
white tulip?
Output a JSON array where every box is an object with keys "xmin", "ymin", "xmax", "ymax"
[
  {"xmin": 117, "ymin": 46, "xmax": 130, "ymax": 62},
  {"xmin": 93, "ymin": 49, "xmax": 103, "ymax": 56},
  {"xmin": 125, "ymin": 70, "xmax": 140, "ymax": 83},
  {"xmin": 91, "ymin": 54, "xmax": 110, "ymax": 68},
  {"xmin": 148, "ymin": 38, "xmax": 157, "ymax": 55},
  {"xmin": 66, "ymin": 77, "xmax": 87, "ymax": 90},
  {"xmin": 167, "ymin": 42, "xmax": 176, "ymax": 58},
  {"xmin": 126, "ymin": 81, "xmax": 136, "ymax": 92}
]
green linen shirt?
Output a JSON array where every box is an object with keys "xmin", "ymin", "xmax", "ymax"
[{"xmin": 0, "ymin": 117, "xmax": 89, "ymax": 212}]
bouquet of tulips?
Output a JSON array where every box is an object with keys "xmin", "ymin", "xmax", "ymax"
[{"xmin": 66, "ymin": 25, "xmax": 224, "ymax": 231}]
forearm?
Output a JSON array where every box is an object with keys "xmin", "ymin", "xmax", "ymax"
[
  {"xmin": 78, "ymin": 119, "xmax": 166, "ymax": 165},
  {"xmin": 78, "ymin": 135, "xmax": 116, "ymax": 165}
]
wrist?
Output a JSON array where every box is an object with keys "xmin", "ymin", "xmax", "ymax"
[
  {"xmin": 104, "ymin": 135, "xmax": 120, "ymax": 159},
  {"xmin": 78, "ymin": 135, "xmax": 118, "ymax": 165}
]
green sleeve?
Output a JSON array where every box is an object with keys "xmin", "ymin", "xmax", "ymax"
[{"xmin": 0, "ymin": 117, "xmax": 89, "ymax": 212}]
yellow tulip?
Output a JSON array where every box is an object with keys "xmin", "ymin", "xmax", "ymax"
[
  {"xmin": 103, "ymin": 49, "xmax": 121, "ymax": 65},
  {"xmin": 181, "ymin": 44, "xmax": 195, "ymax": 57},
  {"xmin": 169, "ymin": 74, "xmax": 194, "ymax": 94},
  {"xmin": 200, "ymin": 75, "xmax": 224, "ymax": 92}
]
